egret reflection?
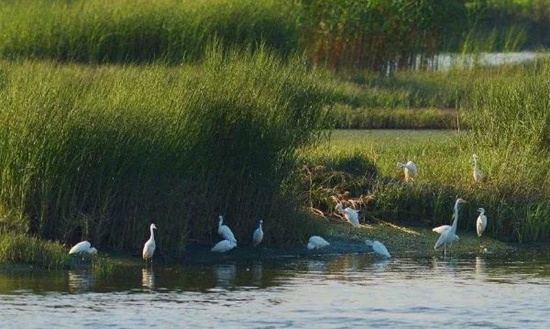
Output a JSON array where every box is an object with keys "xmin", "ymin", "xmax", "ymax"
[
  {"xmin": 141, "ymin": 267, "xmax": 155, "ymax": 290},
  {"xmin": 68, "ymin": 270, "xmax": 93, "ymax": 293},
  {"xmin": 214, "ymin": 263, "xmax": 237, "ymax": 288}
]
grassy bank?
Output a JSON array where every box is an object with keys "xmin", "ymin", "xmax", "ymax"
[
  {"xmin": 0, "ymin": 0, "xmax": 297, "ymax": 64},
  {"xmin": 0, "ymin": 48, "xmax": 329, "ymax": 252},
  {"xmin": 300, "ymin": 127, "xmax": 549, "ymax": 243},
  {"xmin": 2, "ymin": 0, "xmax": 545, "ymax": 71}
]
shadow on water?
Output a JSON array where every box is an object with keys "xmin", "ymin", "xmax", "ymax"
[
  {"xmin": 0, "ymin": 252, "xmax": 548, "ymax": 328},
  {"xmin": 0, "ymin": 251, "xmax": 548, "ymax": 295}
]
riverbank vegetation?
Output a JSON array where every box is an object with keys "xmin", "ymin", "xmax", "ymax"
[
  {"xmin": 0, "ymin": 0, "xmax": 548, "ymax": 268},
  {"xmin": 0, "ymin": 49, "xmax": 329, "ymax": 253},
  {"xmin": 300, "ymin": 60, "xmax": 550, "ymax": 243},
  {"xmin": 1, "ymin": 0, "xmax": 547, "ymax": 70}
]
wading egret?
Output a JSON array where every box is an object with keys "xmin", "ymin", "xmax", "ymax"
[
  {"xmin": 434, "ymin": 198, "xmax": 466, "ymax": 256},
  {"xmin": 365, "ymin": 240, "xmax": 391, "ymax": 258},
  {"xmin": 396, "ymin": 161, "xmax": 418, "ymax": 182},
  {"xmin": 307, "ymin": 236, "xmax": 330, "ymax": 250},
  {"xmin": 69, "ymin": 241, "xmax": 98, "ymax": 256},
  {"xmin": 432, "ymin": 225, "xmax": 460, "ymax": 245},
  {"xmin": 335, "ymin": 203, "xmax": 360, "ymax": 228},
  {"xmin": 211, "ymin": 239, "xmax": 237, "ymax": 253},
  {"xmin": 473, "ymin": 154, "xmax": 484, "ymax": 183},
  {"xmin": 142, "ymin": 223, "xmax": 157, "ymax": 262},
  {"xmin": 218, "ymin": 215, "xmax": 237, "ymax": 243},
  {"xmin": 476, "ymin": 207, "xmax": 487, "ymax": 246},
  {"xmin": 252, "ymin": 220, "xmax": 264, "ymax": 246}
]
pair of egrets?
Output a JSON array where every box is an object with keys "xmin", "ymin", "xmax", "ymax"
[
  {"xmin": 307, "ymin": 236, "xmax": 391, "ymax": 258},
  {"xmin": 69, "ymin": 224, "xmax": 159, "ymax": 261},
  {"xmin": 211, "ymin": 215, "xmax": 264, "ymax": 253},
  {"xmin": 397, "ymin": 154, "xmax": 484, "ymax": 184},
  {"xmin": 433, "ymin": 198, "xmax": 488, "ymax": 255}
]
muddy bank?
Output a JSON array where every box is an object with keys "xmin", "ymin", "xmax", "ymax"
[{"xmin": 179, "ymin": 221, "xmax": 539, "ymax": 264}]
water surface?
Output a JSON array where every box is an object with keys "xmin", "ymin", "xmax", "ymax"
[{"xmin": 0, "ymin": 254, "xmax": 548, "ymax": 328}]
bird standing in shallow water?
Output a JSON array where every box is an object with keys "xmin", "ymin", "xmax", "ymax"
[
  {"xmin": 252, "ymin": 220, "xmax": 263, "ymax": 247},
  {"xmin": 476, "ymin": 208, "xmax": 487, "ymax": 246},
  {"xmin": 218, "ymin": 215, "xmax": 237, "ymax": 243},
  {"xmin": 365, "ymin": 240, "xmax": 391, "ymax": 258},
  {"xmin": 472, "ymin": 154, "xmax": 484, "ymax": 183},
  {"xmin": 211, "ymin": 239, "xmax": 237, "ymax": 253},
  {"xmin": 397, "ymin": 161, "xmax": 418, "ymax": 182},
  {"xmin": 142, "ymin": 223, "xmax": 157, "ymax": 263},
  {"xmin": 434, "ymin": 198, "xmax": 466, "ymax": 256},
  {"xmin": 307, "ymin": 236, "xmax": 330, "ymax": 250},
  {"xmin": 69, "ymin": 241, "xmax": 98, "ymax": 258}
]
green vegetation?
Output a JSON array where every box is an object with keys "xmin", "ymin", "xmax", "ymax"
[
  {"xmin": 0, "ymin": 0, "xmax": 297, "ymax": 64},
  {"xmin": 1, "ymin": 0, "xmax": 545, "ymax": 70},
  {"xmin": 0, "ymin": 0, "xmax": 549, "ymax": 269},
  {"xmin": 0, "ymin": 233, "xmax": 69, "ymax": 269},
  {"xmin": 0, "ymin": 48, "xmax": 329, "ymax": 253},
  {"xmin": 301, "ymin": 120, "xmax": 549, "ymax": 242},
  {"xmin": 465, "ymin": 0, "xmax": 550, "ymax": 51}
]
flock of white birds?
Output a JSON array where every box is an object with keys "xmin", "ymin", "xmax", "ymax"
[{"xmin": 68, "ymin": 154, "xmax": 488, "ymax": 262}]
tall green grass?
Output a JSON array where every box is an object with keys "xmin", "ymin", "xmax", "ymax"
[
  {"xmin": 0, "ymin": 0, "xmax": 297, "ymax": 63},
  {"xmin": 301, "ymin": 126, "xmax": 549, "ymax": 242},
  {"xmin": 296, "ymin": 0, "xmax": 467, "ymax": 70},
  {"xmin": 0, "ymin": 233, "xmax": 69, "ymax": 269},
  {"xmin": 0, "ymin": 48, "xmax": 329, "ymax": 251}
]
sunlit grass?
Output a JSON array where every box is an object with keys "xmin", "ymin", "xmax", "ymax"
[
  {"xmin": 300, "ymin": 128, "xmax": 550, "ymax": 242},
  {"xmin": 0, "ymin": 47, "xmax": 330, "ymax": 252}
]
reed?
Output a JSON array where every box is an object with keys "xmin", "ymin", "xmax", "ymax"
[
  {"xmin": 0, "ymin": 47, "xmax": 330, "ymax": 252},
  {"xmin": 0, "ymin": 234, "xmax": 69, "ymax": 269},
  {"xmin": 0, "ymin": 0, "xmax": 297, "ymax": 63}
]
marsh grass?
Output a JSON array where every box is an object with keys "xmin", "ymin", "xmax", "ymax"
[
  {"xmin": 0, "ymin": 234, "xmax": 69, "ymax": 269},
  {"xmin": 0, "ymin": 47, "xmax": 330, "ymax": 251},
  {"xmin": 1, "ymin": 0, "xmax": 541, "ymax": 71},
  {"xmin": 301, "ymin": 128, "xmax": 549, "ymax": 242},
  {"xmin": 0, "ymin": 0, "xmax": 297, "ymax": 64}
]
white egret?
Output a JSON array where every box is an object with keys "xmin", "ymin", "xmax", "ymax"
[
  {"xmin": 211, "ymin": 239, "xmax": 237, "ymax": 253},
  {"xmin": 142, "ymin": 223, "xmax": 157, "ymax": 262},
  {"xmin": 432, "ymin": 224, "xmax": 460, "ymax": 245},
  {"xmin": 434, "ymin": 198, "xmax": 466, "ymax": 256},
  {"xmin": 307, "ymin": 236, "xmax": 330, "ymax": 250},
  {"xmin": 472, "ymin": 154, "xmax": 484, "ymax": 183},
  {"xmin": 396, "ymin": 161, "xmax": 418, "ymax": 182},
  {"xmin": 365, "ymin": 240, "xmax": 391, "ymax": 258},
  {"xmin": 476, "ymin": 207, "xmax": 487, "ymax": 246},
  {"xmin": 69, "ymin": 241, "xmax": 98, "ymax": 256},
  {"xmin": 335, "ymin": 203, "xmax": 360, "ymax": 228},
  {"xmin": 218, "ymin": 215, "xmax": 237, "ymax": 243},
  {"xmin": 252, "ymin": 220, "xmax": 264, "ymax": 246}
]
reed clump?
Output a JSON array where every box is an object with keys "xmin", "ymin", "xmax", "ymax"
[
  {"xmin": 0, "ymin": 48, "xmax": 330, "ymax": 252},
  {"xmin": 0, "ymin": 0, "xmax": 297, "ymax": 64},
  {"xmin": 0, "ymin": 234, "xmax": 69, "ymax": 269}
]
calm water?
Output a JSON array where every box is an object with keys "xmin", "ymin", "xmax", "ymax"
[{"xmin": 1, "ymin": 254, "xmax": 548, "ymax": 328}]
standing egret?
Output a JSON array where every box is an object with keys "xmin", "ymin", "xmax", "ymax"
[
  {"xmin": 335, "ymin": 203, "xmax": 360, "ymax": 228},
  {"xmin": 472, "ymin": 154, "xmax": 484, "ymax": 183},
  {"xmin": 211, "ymin": 240, "xmax": 237, "ymax": 253},
  {"xmin": 218, "ymin": 215, "xmax": 237, "ymax": 243},
  {"xmin": 476, "ymin": 208, "xmax": 487, "ymax": 246},
  {"xmin": 307, "ymin": 236, "xmax": 330, "ymax": 250},
  {"xmin": 365, "ymin": 240, "xmax": 391, "ymax": 258},
  {"xmin": 434, "ymin": 198, "xmax": 466, "ymax": 256},
  {"xmin": 252, "ymin": 220, "xmax": 264, "ymax": 247},
  {"xmin": 396, "ymin": 161, "xmax": 418, "ymax": 182},
  {"xmin": 432, "ymin": 224, "xmax": 460, "ymax": 246},
  {"xmin": 142, "ymin": 223, "xmax": 157, "ymax": 263},
  {"xmin": 69, "ymin": 241, "xmax": 98, "ymax": 256}
]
